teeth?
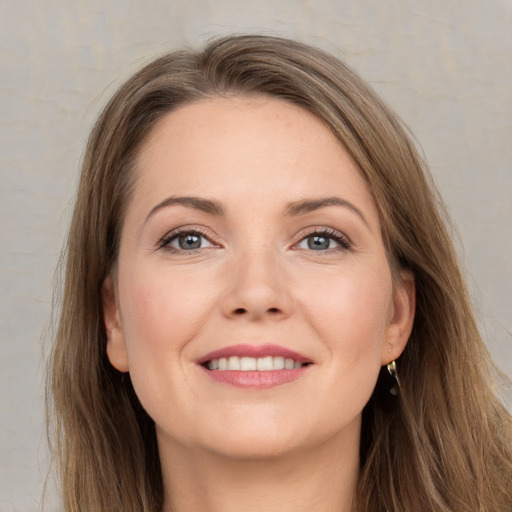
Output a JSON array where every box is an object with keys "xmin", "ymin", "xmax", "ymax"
[
  {"xmin": 257, "ymin": 356, "xmax": 273, "ymax": 371},
  {"xmin": 227, "ymin": 356, "xmax": 240, "ymax": 370},
  {"xmin": 273, "ymin": 356, "xmax": 285, "ymax": 370},
  {"xmin": 207, "ymin": 356, "xmax": 307, "ymax": 371},
  {"xmin": 240, "ymin": 357, "xmax": 257, "ymax": 371}
]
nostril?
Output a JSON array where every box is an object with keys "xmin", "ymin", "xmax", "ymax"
[
  {"xmin": 234, "ymin": 308, "xmax": 246, "ymax": 315},
  {"xmin": 268, "ymin": 307, "xmax": 279, "ymax": 313}
]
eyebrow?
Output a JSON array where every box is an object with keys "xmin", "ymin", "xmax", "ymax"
[
  {"xmin": 285, "ymin": 197, "xmax": 369, "ymax": 226},
  {"xmin": 145, "ymin": 195, "xmax": 368, "ymax": 227},
  {"xmin": 145, "ymin": 196, "xmax": 224, "ymax": 223}
]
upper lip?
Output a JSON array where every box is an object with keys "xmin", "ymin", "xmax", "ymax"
[{"xmin": 197, "ymin": 344, "xmax": 312, "ymax": 365}]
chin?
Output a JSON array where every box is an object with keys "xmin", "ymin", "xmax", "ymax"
[
  {"xmin": 180, "ymin": 409, "xmax": 315, "ymax": 461},
  {"xmin": 203, "ymin": 432, "xmax": 307, "ymax": 461},
  {"xmin": 196, "ymin": 413, "xmax": 359, "ymax": 462}
]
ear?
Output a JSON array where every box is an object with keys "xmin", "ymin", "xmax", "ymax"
[
  {"xmin": 102, "ymin": 277, "xmax": 129, "ymax": 372},
  {"xmin": 382, "ymin": 270, "xmax": 416, "ymax": 365}
]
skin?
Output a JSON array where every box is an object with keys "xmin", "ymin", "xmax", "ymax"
[{"xmin": 103, "ymin": 96, "xmax": 415, "ymax": 512}]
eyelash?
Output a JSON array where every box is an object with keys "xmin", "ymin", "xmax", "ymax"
[
  {"xmin": 293, "ymin": 228, "xmax": 352, "ymax": 252},
  {"xmin": 157, "ymin": 227, "xmax": 352, "ymax": 254},
  {"xmin": 158, "ymin": 227, "xmax": 218, "ymax": 253}
]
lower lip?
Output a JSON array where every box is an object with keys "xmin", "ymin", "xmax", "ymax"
[{"xmin": 200, "ymin": 367, "xmax": 309, "ymax": 389}]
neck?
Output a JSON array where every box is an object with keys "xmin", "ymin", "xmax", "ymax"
[{"xmin": 159, "ymin": 428, "xmax": 360, "ymax": 512}]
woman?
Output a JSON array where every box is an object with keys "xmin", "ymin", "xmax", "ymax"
[{"xmin": 48, "ymin": 35, "xmax": 512, "ymax": 511}]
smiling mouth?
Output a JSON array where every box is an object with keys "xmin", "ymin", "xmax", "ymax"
[
  {"xmin": 203, "ymin": 356, "xmax": 311, "ymax": 371},
  {"xmin": 198, "ymin": 345, "xmax": 313, "ymax": 388}
]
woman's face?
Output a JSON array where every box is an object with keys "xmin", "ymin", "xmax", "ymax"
[{"xmin": 104, "ymin": 96, "xmax": 414, "ymax": 460}]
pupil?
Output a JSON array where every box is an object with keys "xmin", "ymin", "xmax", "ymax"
[
  {"xmin": 179, "ymin": 233, "xmax": 201, "ymax": 250},
  {"xmin": 308, "ymin": 235, "xmax": 330, "ymax": 250}
]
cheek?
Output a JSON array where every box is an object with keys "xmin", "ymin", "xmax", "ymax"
[
  {"xmin": 118, "ymin": 269, "xmax": 214, "ymax": 366},
  {"xmin": 285, "ymin": 265, "xmax": 394, "ymax": 434},
  {"xmin": 116, "ymin": 269, "xmax": 217, "ymax": 423},
  {"xmin": 299, "ymin": 266, "xmax": 393, "ymax": 364}
]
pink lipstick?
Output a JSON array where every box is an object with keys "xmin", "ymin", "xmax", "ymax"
[{"xmin": 197, "ymin": 344, "xmax": 312, "ymax": 389}]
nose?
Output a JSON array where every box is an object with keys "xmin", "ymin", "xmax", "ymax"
[{"xmin": 221, "ymin": 248, "xmax": 294, "ymax": 321}]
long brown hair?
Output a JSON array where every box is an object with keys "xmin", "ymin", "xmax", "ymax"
[{"xmin": 47, "ymin": 34, "xmax": 512, "ymax": 511}]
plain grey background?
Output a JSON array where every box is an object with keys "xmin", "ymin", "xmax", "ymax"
[{"xmin": 1, "ymin": 1, "xmax": 511, "ymax": 510}]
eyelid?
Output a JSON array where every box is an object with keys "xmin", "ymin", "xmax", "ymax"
[
  {"xmin": 157, "ymin": 225, "xmax": 221, "ymax": 251},
  {"xmin": 291, "ymin": 226, "xmax": 352, "ymax": 251}
]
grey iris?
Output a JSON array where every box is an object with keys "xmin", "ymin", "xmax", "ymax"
[
  {"xmin": 179, "ymin": 233, "xmax": 201, "ymax": 250},
  {"xmin": 308, "ymin": 235, "xmax": 330, "ymax": 250}
]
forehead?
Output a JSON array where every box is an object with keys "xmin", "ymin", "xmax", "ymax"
[
  {"xmin": 131, "ymin": 95, "xmax": 379, "ymax": 224},
  {"xmin": 137, "ymin": 95, "xmax": 337, "ymax": 176}
]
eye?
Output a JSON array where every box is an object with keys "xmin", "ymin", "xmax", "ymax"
[
  {"xmin": 295, "ymin": 229, "xmax": 351, "ymax": 252},
  {"xmin": 160, "ymin": 229, "xmax": 216, "ymax": 252}
]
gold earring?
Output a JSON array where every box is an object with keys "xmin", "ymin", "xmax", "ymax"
[{"xmin": 387, "ymin": 360, "xmax": 400, "ymax": 396}]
